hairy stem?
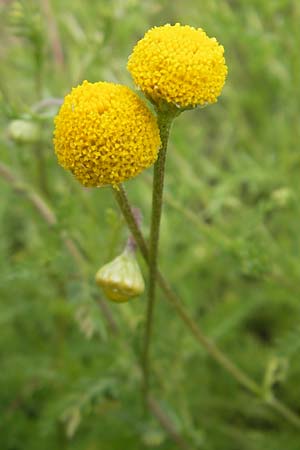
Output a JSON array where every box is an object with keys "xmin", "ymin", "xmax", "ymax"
[
  {"xmin": 113, "ymin": 185, "xmax": 148, "ymax": 260},
  {"xmin": 266, "ymin": 396, "xmax": 300, "ymax": 429},
  {"xmin": 142, "ymin": 111, "xmax": 174, "ymax": 401},
  {"xmin": 112, "ymin": 184, "xmax": 300, "ymax": 429}
]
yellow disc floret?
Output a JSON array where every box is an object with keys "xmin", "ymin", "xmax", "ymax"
[
  {"xmin": 127, "ymin": 23, "xmax": 228, "ymax": 108},
  {"xmin": 53, "ymin": 80, "xmax": 161, "ymax": 187}
]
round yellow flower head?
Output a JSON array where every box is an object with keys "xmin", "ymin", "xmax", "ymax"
[
  {"xmin": 53, "ymin": 80, "xmax": 161, "ymax": 187},
  {"xmin": 127, "ymin": 23, "xmax": 228, "ymax": 108}
]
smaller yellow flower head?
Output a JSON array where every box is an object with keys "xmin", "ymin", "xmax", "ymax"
[
  {"xmin": 128, "ymin": 23, "xmax": 228, "ymax": 108},
  {"xmin": 54, "ymin": 81, "xmax": 161, "ymax": 187}
]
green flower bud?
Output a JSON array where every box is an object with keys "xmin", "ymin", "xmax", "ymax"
[
  {"xmin": 7, "ymin": 119, "xmax": 40, "ymax": 144},
  {"xmin": 142, "ymin": 427, "xmax": 166, "ymax": 447},
  {"xmin": 271, "ymin": 187, "xmax": 294, "ymax": 208},
  {"xmin": 95, "ymin": 249, "xmax": 145, "ymax": 303}
]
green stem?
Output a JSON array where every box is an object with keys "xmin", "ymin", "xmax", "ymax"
[
  {"xmin": 112, "ymin": 184, "xmax": 300, "ymax": 429},
  {"xmin": 266, "ymin": 396, "xmax": 300, "ymax": 428},
  {"xmin": 113, "ymin": 185, "xmax": 148, "ymax": 260},
  {"xmin": 142, "ymin": 111, "xmax": 174, "ymax": 401}
]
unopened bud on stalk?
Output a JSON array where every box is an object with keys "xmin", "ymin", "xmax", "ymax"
[
  {"xmin": 95, "ymin": 248, "xmax": 145, "ymax": 303},
  {"xmin": 7, "ymin": 119, "xmax": 40, "ymax": 144}
]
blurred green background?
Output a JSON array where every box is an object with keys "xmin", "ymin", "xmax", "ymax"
[{"xmin": 1, "ymin": 1, "xmax": 300, "ymax": 449}]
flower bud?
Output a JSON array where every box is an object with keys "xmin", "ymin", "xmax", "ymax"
[
  {"xmin": 271, "ymin": 187, "xmax": 294, "ymax": 208},
  {"xmin": 95, "ymin": 249, "xmax": 145, "ymax": 303},
  {"xmin": 7, "ymin": 119, "xmax": 40, "ymax": 144},
  {"xmin": 142, "ymin": 427, "xmax": 166, "ymax": 447}
]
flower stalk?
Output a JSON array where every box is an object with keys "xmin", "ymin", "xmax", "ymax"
[{"xmin": 142, "ymin": 109, "xmax": 175, "ymax": 403}]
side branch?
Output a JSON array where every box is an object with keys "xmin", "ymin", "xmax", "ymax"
[{"xmin": 113, "ymin": 183, "xmax": 300, "ymax": 429}]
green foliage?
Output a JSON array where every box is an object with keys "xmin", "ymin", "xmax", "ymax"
[{"xmin": 1, "ymin": 0, "xmax": 300, "ymax": 449}]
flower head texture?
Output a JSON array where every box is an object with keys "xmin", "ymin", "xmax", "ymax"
[
  {"xmin": 53, "ymin": 80, "xmax": 161, "ymax": 187},
  {"xmin": 127, "ymin": 23, "xmax": 228, "ymax": 108}
]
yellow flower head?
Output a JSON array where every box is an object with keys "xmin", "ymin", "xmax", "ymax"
[
  {"xmin": 53, "ymin": 80, "xmax": 161, "ymax": 187},
  {"xmin": 127, "ymin": 23, "xmax": 228, "ymax": 108}
]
